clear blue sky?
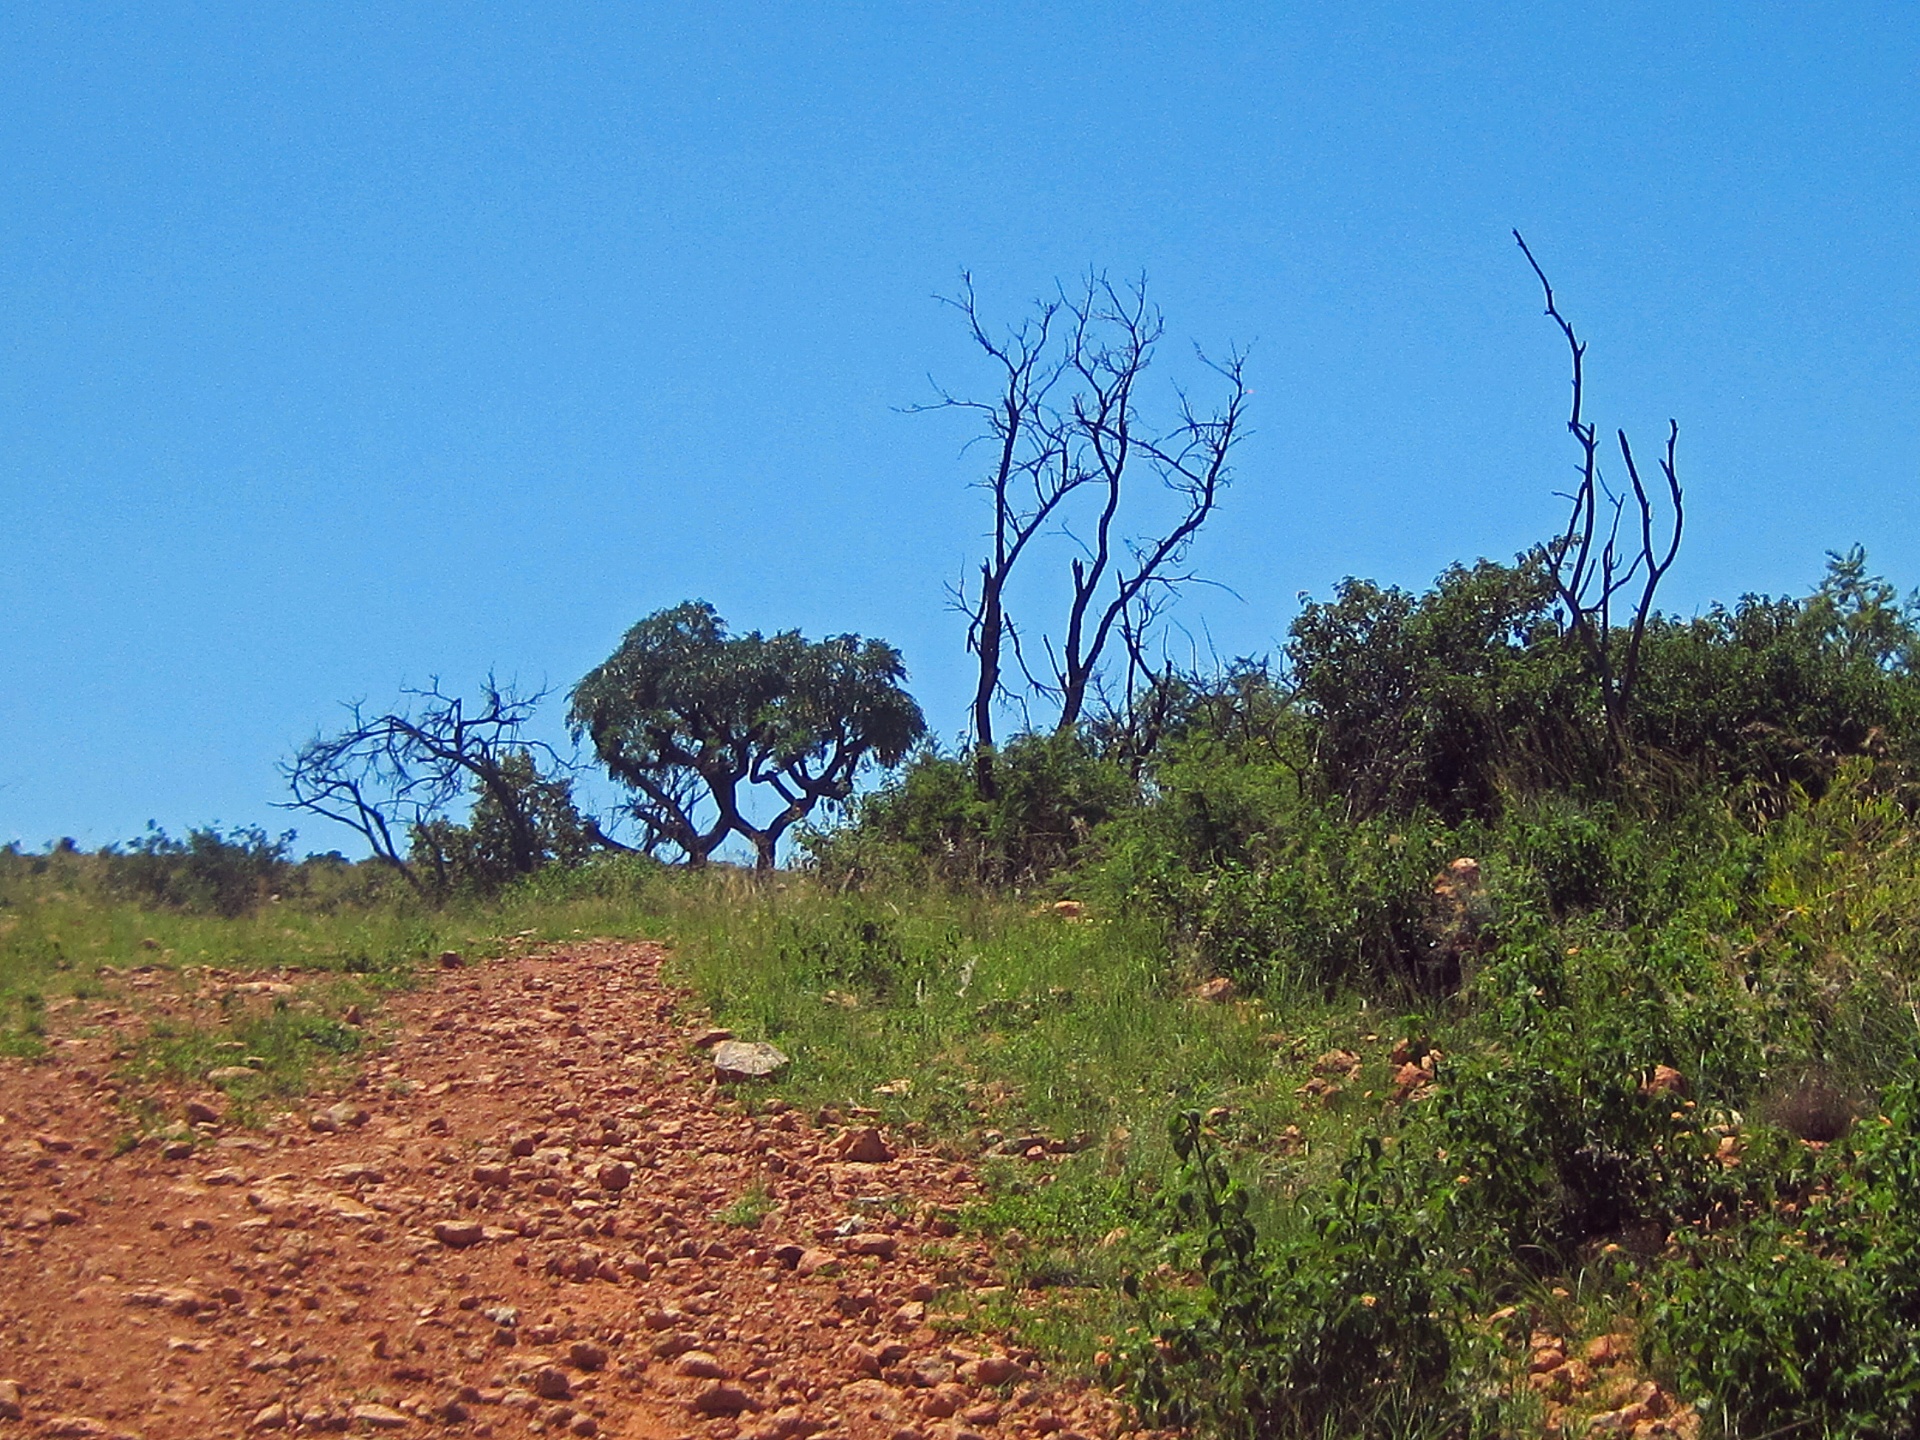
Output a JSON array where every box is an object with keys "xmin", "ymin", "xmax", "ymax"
[{"xmin": 4, "ymin": 4, "xmax": 1917, "ymax": 854}]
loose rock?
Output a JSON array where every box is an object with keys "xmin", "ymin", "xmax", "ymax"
[
  {"xmin": 349, "ymin": 1402, "xmax": 411, "ymax": 1429},
  {"xmin": 713, "ymin": 1040, "xmax": 790, "ymax": 1081},
  {"xmin": 836, "ymin": 1128, "xmax": 896, "ymax": 1165},
  {"xmin": 431, "ymin": 1219, "xmax": 485, "ymax": 1248}
]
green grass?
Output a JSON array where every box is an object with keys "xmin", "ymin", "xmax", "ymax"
[
  {"xmin": 664, "ymin": 880, "xmax": 1396, "ymax": 1180},
  {"xmin": 0, "ymin": 849, "xmax": 690, "ymax": 1099},
  {"xmin": 20, "ymin": 794, "xmax": 1920, "ymax": 1435}
]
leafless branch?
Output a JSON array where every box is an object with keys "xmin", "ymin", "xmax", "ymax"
[{"xmin": 1516, "ymin": 230, "xmax": 1685, "ymax": 754}]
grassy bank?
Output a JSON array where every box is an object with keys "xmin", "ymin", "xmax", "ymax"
[{"xmin": 15, "ymin": 765, "xmax": 1920, "ymax": 1437}]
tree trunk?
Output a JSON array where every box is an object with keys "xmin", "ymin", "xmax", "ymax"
[{"xmin": 972, "ymin": 566, "xmax": 1003, "ymax": 799}]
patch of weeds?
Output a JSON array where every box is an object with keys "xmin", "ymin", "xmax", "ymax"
[
  {"xmin": 130, "ymin": 998, "xmax": 365, "ymax": 1101},
  {"xmin": 1652, "ymin": 1062, "xmax": 1920, "ymax": 1438},
  {"xmin": 0, "ymin": 991, "xmax": 48, "ymax": 1057},
  {"xmin": 715, "ymin": 1185, "xmax": 776, "ymax": 1229},
  {"xmin": 1122, "ymin": 1112, "xmax": 1512, "ymax": 1440}
]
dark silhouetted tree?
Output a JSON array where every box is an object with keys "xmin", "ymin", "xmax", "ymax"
[
  {"xmin": 282, "ymin": 678, "xmax": 595, "ymax": 891},
  {"xmin": 929, "ymin": 272, "xmax": 1249, "ymax": 796}
]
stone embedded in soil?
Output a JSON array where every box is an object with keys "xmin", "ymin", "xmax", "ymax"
[
  {"xmin": 125, "ymin": 1285, "xmax": 208, "ymax": 1315},
  {"xmin": 960, "ymin": 1356, "xmax": 1021, "ymax": 1387},
  {"xmin": 322, "ymin": 1162, "xmax": 385, "ymax": 1185},
  {"xmin": 183, "ymin": 1099, "xmax": 221, "ymax": 1125},
  {"xmin": 41, "ymin": 1418, "xmax": 118, "ymax": 1438},
  {"xmin": 431, "ymin": 1219, "xmax": 486, "ymax": 1248},
  {"xmin": 844, "ymin": 1233, "xmax": 898, "ymax": 1260},
  {"xmin": 691, "ymin": 1027, "xmax": 734, "ymax": 1050},
  {"xmin": 349, "ymin": 1402, "xmax": 411, "ymax": 1428},
  {"xmin": 0, "ymin": 1379, "xmax": 20, "ymax": 1421},
  {"xmin": 836, "ymin": 1128, "xmax": 896, "ymax": 1164},
  {"xmin": 922, "ymin": 1385, "xmax": 967, "ymax": 1419},
  {"xmin": 712, "ymin": 1040, "xmax": 790, "ymax": 1080},
  {"xmin": 676, "ymin": 1351, "xmax": 731, "ymax": 1380},
  {"xmin": 691, "ymin": 1383, "xmax": 761, "ymax": 1416},
  {"xmin": 533, "ymin": 1367, "xmax": 573, "ymax": 1400},
  {"xmin": 597, "ymin": 1161, "xmax": 631, "ymax": 1192},
  {"xmin": 206, "ymin": 1065, "xmax": 258, "ymax": 1083},
  {"xmin": 794, "ymin": 1247, "xmax": 840, "ymax": 1277}
]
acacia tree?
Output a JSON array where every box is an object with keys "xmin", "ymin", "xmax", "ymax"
[
  {"xmin": 569, "ymin": 602, "xmax": 927, "ymax": 869},
  {"xmin": 931, "ymin": 272, "xmax": 1249, "ymax": 796},
  {"xmin": 281, "ymin": 678, "xmax": 601, "ymax": 891},
  {"xmin": 1516, "ymin": 231, "xmax": 1684, "ymax": 757}
]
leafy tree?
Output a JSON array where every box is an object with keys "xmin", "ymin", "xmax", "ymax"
[
  {"xmin": 1286, "ymin": 554, "xmax": 1587, "ymax": 821},
  {"xmin": 408, "ymin": 749, "xmax": 597, "ymax": 893},
  {"xmin": 1803, "ymin": 544, "xmax": 1920, "ymax": 670},
  {"xmin": 1632, "ymin": 556, "xmax": 1920, "ymax": 804},
  {"xmin": 569, "ymin": 602, "xmax": 926, "ymax": 869}
]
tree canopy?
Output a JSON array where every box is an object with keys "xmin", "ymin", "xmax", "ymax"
[{"xmin": 569, "ymin": 601, "xmax": 926, "ymax": 868}]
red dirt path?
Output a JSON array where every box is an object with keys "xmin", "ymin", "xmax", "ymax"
[{"xmin": 0, "ymin": 942, "xmax": 1131, "ymax": 1440}]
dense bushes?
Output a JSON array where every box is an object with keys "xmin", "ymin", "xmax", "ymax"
[
  {"xmin": 780, "ymin": 547, "xmax": 1920, "ymax": 1438},
  {"xmin": 107, "ymin": 824, "xmax": 298, "ymax": 917},
  {"xmin": 1657, "ymin": 1062, "xmax": 1920, "ymax": 1438},
  {"xmin": 1130, "ymin": 1117, "xmax": 1485, "ymax": 1440},
  {"xmin": 804, "ymin": 732, "xmax": 1136, "ymax": 886}
]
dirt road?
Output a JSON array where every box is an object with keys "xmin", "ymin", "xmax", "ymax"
[{"xmin": 0, "ymin": 942, "xmax": 1128, "ymax": 1440}]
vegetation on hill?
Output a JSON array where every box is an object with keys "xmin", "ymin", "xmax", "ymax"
[
  {"xmin": 11, "ymin": 545, "xmax": 1920, "ymax": 1436},
  {"xmin": 14, "ymin": 260, "xmax": 1920, "ymax": 1437}
]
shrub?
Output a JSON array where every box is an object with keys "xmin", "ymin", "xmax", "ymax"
[
  {"xmin": 408, "ymin": 750, "xmax": 595, "ymax": 894},
  {"xmin": 1127, "ymin": 1114, "xmax": 1495, "ymax": 1440},
  {"xmin": 1113, "ymin": 801, "xmax": 1479, "ymax": 998},
  {"xmin": 1286, "ymin": 554, "xmax": 1590, "ymax": 822},
  {"xmin": 806, "ymin": 733, "xmax": 1136, "ymax": 887},
  {"xmin": 109, "ymin": 824, "xmax": 295, "ymax": 917},
  {"xmin": 1655, "ymin": 1062, "xmax": 1920, "ymax": 1439}
]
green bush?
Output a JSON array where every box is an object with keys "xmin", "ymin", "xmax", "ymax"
[
  {"xmin": 1656, "ymin": 1063, "xmax": 1920, "ymax": 1439},
  {"xmin": 806, "ymin": 733, "xmax": 1136, "ymax": 886},
  {"xmin": 1128, "ymin": 1114, "xmax": 1498, "ymax": 1440},
  {"xmin": 409, "ymin": 750, "xmax": 595, "ymax": 894},
  {"xmin": 108, "ymin": 824, "xmax": 296, "ymax": 917},
  {"xmin": 1286, "ymin": 554, "xmax": 1590, "ymax": 822}
]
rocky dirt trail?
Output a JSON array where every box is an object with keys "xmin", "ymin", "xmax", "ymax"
[{"xmin": 0, "ymin": 942, "xmax": 1131, "ymax": 1440}]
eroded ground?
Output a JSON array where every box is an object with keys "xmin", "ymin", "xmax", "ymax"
[{"xmin": 0, "ymin": 942, "xmax": 1130, "ymax": 1440}]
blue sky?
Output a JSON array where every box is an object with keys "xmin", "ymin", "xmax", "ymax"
[{"xmin": 3, "ymin": 4, "xmax": 1917, "ymax": 854}]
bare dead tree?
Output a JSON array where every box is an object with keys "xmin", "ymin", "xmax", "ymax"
[
  {"xmin": 929, "ymin": 271, "xmax": 1249, "ymax": 795},
  {"xmin": 929, "ymin": 277, "xmax": 1076, "ymax": 798},
  {"xmin": 1516, "ymin": 231, "xmax": 1684, "ymax": 756},
  {"xmin": 281, "ymin": 677, "xmax": 598, "ymax": 888}
]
